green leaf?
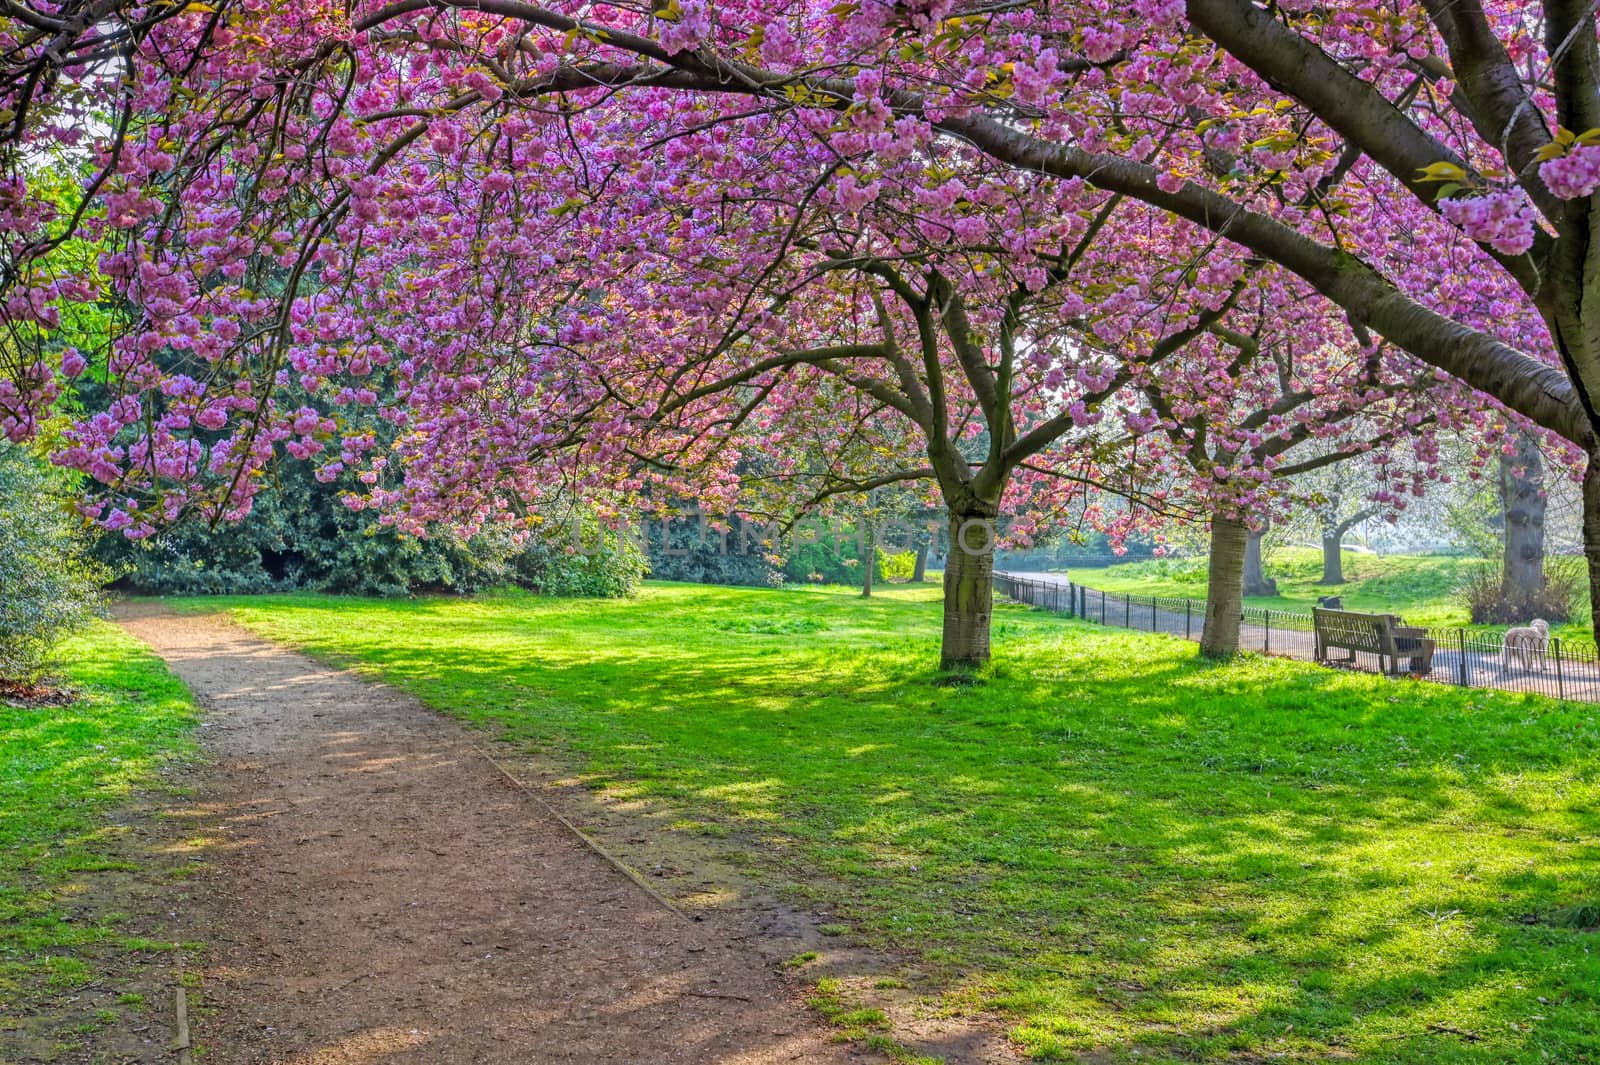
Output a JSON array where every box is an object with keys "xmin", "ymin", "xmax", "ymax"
[
  {"xmin": 1534, "ymin": 141, "xmax": 1568, "ymax": 163},
  {"xmin": 1414, "ymin": 160, "xmax": 1468, "ymax": 183}
]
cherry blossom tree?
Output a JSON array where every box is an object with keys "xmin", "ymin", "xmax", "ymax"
[
  {"xmin": 1082, "ymin": 285, "xmax": 1465, "ymax": 655},
  {"xmin": 455, "ymin": 184, "xmax": 1257, "ymax": 666},
  {"xmin": 4, "ymin": 0, "xmax": 1588, "ymax": 650},
  {"xmin": 1, "ymin": 1, "xmax": 1289, "ymax": 667}
]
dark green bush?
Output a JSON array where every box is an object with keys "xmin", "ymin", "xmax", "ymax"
[
  {"xmin": 642, "ymin": 513, "xmax": 900, "ymax": 588},
  {"xmin": 509, "ymin": 522, "xmax": 648, "ymax": 598},
  {"xmin": 645, "ymin": 513, "xmax": 782, "ymax": 587},
  {"xmin": 98, "ymin": 463, "xmax": 643, "ymax": 599}
]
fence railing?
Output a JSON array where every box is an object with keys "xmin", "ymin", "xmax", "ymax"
[{"xmin": 993, "ymin": 571, "xmax": 1600, "ymax": 703}]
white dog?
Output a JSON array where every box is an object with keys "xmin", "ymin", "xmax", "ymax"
[{"xmin": 1502, "ymin": 619, "xmax": 1551, "ymax": 672}]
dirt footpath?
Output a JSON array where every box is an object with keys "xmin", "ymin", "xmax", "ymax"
[{"xmin": 118, "ymin": 606, "xmax": 865, "ymax": 1065}]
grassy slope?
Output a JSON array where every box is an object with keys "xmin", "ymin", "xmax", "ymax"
[
  {"xmin": 1056, "ymin": 550, "xmax": 1531, "ymax": 631},
  {"xmin": 0, "ymin": 622, "xmax": 200, "ymax": 1049},
  {"xmin": 194, "ymin": 583, "xmax": 1600, "ymax": 1064}
]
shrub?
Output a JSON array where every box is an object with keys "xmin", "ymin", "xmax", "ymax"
[
  {"xmin": 98, "ymin": 461, "xmax": 643, "ymax": 599},
  {"xmin": 1458, "ymin": 557, "xmax": 1583, "ymax": 624},
  {"xmin": 97, "ymin": 461, "xmax": 502, "ymax": 596},
  {"xmin": 645, "ymin": 513, "xmax": 782, "ymax": 587},
  {"xmin": 879, "ymin": 549, "xmax": 917, "ymax": 582},
  {"xmin": 638, "ymin": 510, "xmax": 889, "ymax": 588},
  {"xmin": 510, "ymin": 522, "xmax": 648, "ymax": 598},
  {"xmin": 783, "ymin": 528, "xmax": 882, "ymax": 586},
  {"xmin": 0, "ymin": 446, "xmax": 104, "ymax": 681}
]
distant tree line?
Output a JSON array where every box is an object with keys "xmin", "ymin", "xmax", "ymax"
[{"xmin": 643, "ymin": 511, "xmax": 917, "ymax": 590}]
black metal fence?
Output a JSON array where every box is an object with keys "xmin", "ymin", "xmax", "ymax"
[{"xmin": 994, "ymin": 571, "xmax": 1600, "ymax": 703}]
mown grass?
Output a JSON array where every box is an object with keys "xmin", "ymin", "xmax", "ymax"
[
  {"xmin": 1058, "ymin": 550, "xmax": 1549, "ymax": 631},
  {"xmin": 192, "ymin": 582, "xmax": 1600, "ymax": 1063},
  {"xmin": 0, "ymin": 622, "xmax": 200, "ymax": 1032}
]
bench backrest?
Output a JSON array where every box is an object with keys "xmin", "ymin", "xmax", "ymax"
[{"xmin": 1313, "ymin": 608, "xmax": 1398, "ymax": 655}]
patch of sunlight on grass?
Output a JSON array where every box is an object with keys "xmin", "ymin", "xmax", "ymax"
[
  {"xmin": 1, "ymin": 622, "xmax": 200, "ymax": 1000},
  {"xmin": 192, "ymin": 582, "xmax": 1600, "ymax": 1064},
  {"xmin": 1062, "ymin": 549, "xmax": 1592, "ymax": 638}
]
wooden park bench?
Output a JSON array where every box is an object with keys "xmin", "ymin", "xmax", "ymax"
[{"xmin": 1313, "ymin": 608, "xmax": 1436, "ymax": 677}]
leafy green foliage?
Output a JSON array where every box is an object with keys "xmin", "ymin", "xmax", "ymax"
[
  {"xmin": 878, "ymin": 548, "xmax": 917, "ymax": 582},
  {"xmin": 783, "ymin": 526, "xmax": 883, "ymax": 585},
  {"xmin": 1441, "ymin": 475, "xmax": 1504, "ymax": 560},
  {"xmin": 644, "ymin": 513, "xmax": 782, "ymax": 587},
  {"xmin": 0, "ymin": 445, "xmax": 104, "ymax": 681},
  {"xmin": 645, "ymin": 515, "xmax": 911, "ymax": 588},
  {"xmin": 198, "ymin": 584, "xmax": 1600, "ymax": 1063},
  {"xmin": 509, "ymin": 524, "xmax": 648, "ymax": 598},
  {"xmin": 998, "ymin": 531, "xmax": 1160, "ymax": 570},
  {"xmin": 97, "ymin": 461, "xmax": 644, "ymax": 598}
]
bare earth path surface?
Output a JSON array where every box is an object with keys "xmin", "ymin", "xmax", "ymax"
[{"xmin": 118, "ymin": 605, "xmax": 865, "ymax": 1065}]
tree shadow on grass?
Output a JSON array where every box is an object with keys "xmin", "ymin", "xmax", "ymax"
[{"xmin": 207, "ymin": 586, "xmax": 1600, "ymax": 1063}]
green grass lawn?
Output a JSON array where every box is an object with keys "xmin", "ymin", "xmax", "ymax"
[
  {"xmin": 0, "ymin": 622, "xmax": 201, "ymax": 1054},
  {"xmin": 1055, "ymin": 550, "xmax": 1586, "ymax": 634},
  {"xmin": 185, "ymin": 582, "xmax": 1600, "ymax": 1064}
]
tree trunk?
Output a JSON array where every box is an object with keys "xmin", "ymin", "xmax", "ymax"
[
  {"xmin": 1242, "ymin": 519, "xmax": 1277, "ymax": 597},
  {"xmin": 1201, "ymin": 515, "xmax": 1247, "ymax": 658},
  {"xmin": 861, "ymin": 521, "xmax": 875, "ymax": 598},
  {"xmin": 1585, "ymin": 454, "xmax": 1600, "ymax": 640},
  {"xmin": 941, "ymin": 504, "xmax": 996, "ymax": 670},
  {"xmin": 1319, "ymin": 531, "xmax": 1346, "ymax": 585},
  {"xmin": 1500, "ymin": 431, "xmax": 1546, "ymax": 604},
  {"xmin": 912, "ymin": 539, "xmax": 929, "ymax": 583}
]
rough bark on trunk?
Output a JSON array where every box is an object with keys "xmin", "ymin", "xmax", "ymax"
[
  {"xmin": 912, "ymin": 539, "xmax": 929, "ymax": 583},
  {"xmin": 941, "ymin": 505, "xmax": 996, "ymax": 670},
  {"xmin": 1585, "ymin": 455, "xmax": 1600, "ymax": 640},
  {"xmin": 1319, "ymin": 532, "xmax": 1346, "ymax": 585},
  {"xmin": 1243, "ymin": 519, "xmax": 1276, "ymax": 597},
  {"xmin": 1201, "ymin": 515, "xmax": 1247, "ymax": 658},
  {"xmin": 1500, "ymin": 432, "xmax": 1546, "ymax": 603}
]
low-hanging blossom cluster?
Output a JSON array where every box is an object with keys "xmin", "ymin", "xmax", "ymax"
[{"xmin": 0, "ymin": 0, "xmax": 1583, "ymax": 559}]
